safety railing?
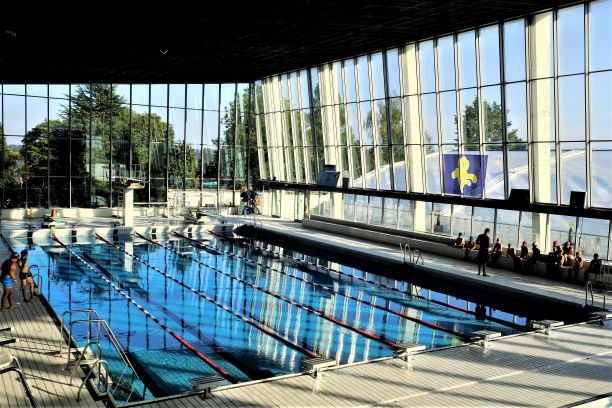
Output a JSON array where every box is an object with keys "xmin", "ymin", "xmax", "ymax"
[
  {"xmin": 77, "ymin": 359, "xmax": 109, "ymax": 402},
  {"xmin": 603, "ymin": 290, "xmax": 612, "ymax": 309},
  {"xmin": 585, "ymin": 281, "xmax": 594, "ymax": 306},
  {"xmin": 58, "ymin": 310, "xmax": 146, "ymax": 403},
  {"xmin": 400, "ymin": 243, "xmax": 424, "ymax": 266}
]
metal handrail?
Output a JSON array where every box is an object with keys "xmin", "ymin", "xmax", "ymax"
[
  {"xmin": 77, "ymin": 359, "xmax": 109, "ymax": 401},
  {"xmin": 585, "ymin": 281, "xmax": 594, "ymax": 306},
  {"xmin": 67, "ymin": 319, "xmax": 132, "ymax": 369},
  {"xmin": 400, "ymin": 243, "xmax": 412, "ymax": 264},
  {"xmin": 59, "ymin": 310, "xmax": 146, "ymax": 401},
  {"xmin": 603, "ymin": 290, "xmax": 612, "ymax": 309},
  {"xmin": 59, "ymin": 310, "xmax": 101, "ymax": 356},
  {"xmin": 69, "ymin": 341, "xmax": 102, "ymax": 381},
  {"xmin": 413, "ymin": 250, "xmax": 424, "ymax": 266}
]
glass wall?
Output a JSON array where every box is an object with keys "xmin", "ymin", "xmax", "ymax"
[
  {"xmin": 257, "ymin": 0, "xmax": 612, "ymax": 260},
  {"xmin": 0, "ymin": 83, "xmax": 256, "ymax": 208},
  {"xmin": 257, "ymin": 1, "xmax": 612, "ymax": 212}
]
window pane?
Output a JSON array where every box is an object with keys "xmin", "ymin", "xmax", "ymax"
[
  {"xmin": 398, "ymin": 199, "xmax": 413, "ymax": 230},
  {"xmin": 419, "ymin": 40, "xmax": 436, "ymax": 93},
  {"xmin": 392, "ymin": 145, "xmax": 406, "ymax": 191},
  {"xmin": 187, "ymin": 84, "xmax": 203, "ymax": 109},
  {"xmin": 505, "ymin": 82, "xmax": 528, "ymax": 143},
  {"xmin": 378, "ymin": 146, "xmax": 391, "ymax": 190},
  {"xmin": 421, "ymin": 94, "xmax": 438, "ymax": 144},
  {"xmin": 589, "ymin": 0, "xmax": 612, "ymax": 71},
  {"xmin": 386, "ymin": 49, "xmax": 401, "ymax": 97},
  {"xmin": 389, "ymin": 98, "xmax": 403, "ymax": 145},
  {"xmin": 344, "ymin": 59, "xmax": 357, "ymax": 103},
  {"xmin": 472, "ymin": 207, "xmax": 495, "ymax": 237},
  {"xmin": 560, "ymin": 142, "xmax": 585, "ymax": 205},
  {"xmin": 169, "ymin": 84, "xmax": 186, "ymax": 107},
  {"xmin": 481, "ymin": 86, "xmax": 502, "ymax": 143},
  {"xmin": 425, "ymin": 145, "xmax": 440, "ymax": 194},
  {"xmin": 3, "ymin": 95, "xmax": 25, "ymax": 135},
  {"xmin": 383, "ymin": 198, "xmax": 398, "ymax": 227},
  {"xmin": 364, "ymin": 146, "xmax": 376, "ymax": 189},
  {"xmin": 351, "ymin": 145, "xmax": 363, "ymax": 188},
  {"xmin": 591, "ymin": 141, "xmax": 612, "ymax": 208},
  {"xmin": 439, "ymin": 91, "xmax": 457, "ymax": 145},
  {"xmin": 371, "ymin": 52, "xmax": 385, "ymax": 99},
  {"xmin": 204, "ymin": 84, "xmax": 220, "ymax": 110},
  {"xmin": 559, "ymin": 75, "xmax": 585, "ymax": 141},
  {"xmin": 460, "ymin": 88, "xmax": 478, "ymax": 145},
  {"xmin": 457, "ymin": 31, "xmax": 477, "ymax": 88},
  {"xmin": 437, "ymin": 35, "xmax": 455, "ymax": 91},
  {"xmin": 346, "ymin": 103, "xmax": 359, "ymax": 144},
  {"xmin": 357, "ymin": 55, "xmax": 370, "ymax": 101},
  {"xmin": 507, "ymin": 143, "xmax": 529, "ymax": 191},
  {"xmin": 558, "ymin": 5, "xmax": 585, "ymax": 75},
  {"xmin": 479, "ymin": 25, "xmax": 501, "ymax": 85},
  {"xmin": 578, "ymin": 218, "xmax": 610, "ymax": 259},
  {"xmin": 27, "ymin": 97, "xmax": 47, "ymax": 131},
  {"xmin": 359, "ymin": 101, "xmax": 373, "ymax": 145},
  {"xmin": 496, "ymin": 210, "xmax": 520, "ymax": 248},
  {"xmin": 368, "ymin": 196, "xmax": 383, "ymax": 225},
  {"xmin": 373, "ymin": 100, "xmax": 387, "ymax": 145},
  {"xmin": 27, "ymin": 84, "xmax": 47, "ymax": 97},
  {"xmin": 451, "ymin": 205, "xmax": 472, "ymax": 238},
  {"xmin": 485, "ymin": 144, "xmax": 505, "ymax": 199},
  {"xmin": 49, "ymin": 84, "xmax": 69, "ymax": 99},
  {"xmin": 590, "ymin": 71, "xmax": 612, "ymax": 141},
  {"xmin": 151, "ymin": 84, "xmax": 167, "ymax": 106},
  {"xmin": 504, "ymin": 19, "xmax": 526, "ymax": 82}
]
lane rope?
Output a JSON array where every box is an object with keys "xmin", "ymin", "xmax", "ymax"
[
  {"xmin": 135, "ymin": 232, "xmax": 400, "ymax": 349},
  {"xmin": 52, "ymin": 235, "xmax": 239, "ymax": 383},
  {"xmin": 95, "ymin": 233, "xmax": 319, "ymax": 359},
  {"xmin": 173, "ymin": 231, "xmax": 471, "ymax": 340}
]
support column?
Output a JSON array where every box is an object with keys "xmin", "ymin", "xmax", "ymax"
[{"xmin": 123, "ymin": 188, "xmax": 134, "ymax": 227}]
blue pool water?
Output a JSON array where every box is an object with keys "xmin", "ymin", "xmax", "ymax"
[{"xmin": 11, "ymin": 234, "xmax": 524, "ymax": 401}]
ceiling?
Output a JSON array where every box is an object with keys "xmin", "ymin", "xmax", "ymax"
[{"xmin": 0, "ymin": 1, "xmax": 574, "ymax": 84}]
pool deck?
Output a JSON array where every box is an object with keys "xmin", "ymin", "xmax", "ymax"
[
  {"xmin": 232, "ymin": 217, "xmax": 609, "ymax": 310},
  {"xmin": 1, "ymin": 215, "xmax": 610, "ymax": 407},
  {"xmin": 0, "ymin": 281, "xmax": 104, "ymax": 407},
  {"xmin": 137, "ymin": 320, "xmax": 611, "ymax": 407}
]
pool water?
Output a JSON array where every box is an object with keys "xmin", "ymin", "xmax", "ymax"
[{"xmin": 11, "ymin": 234, "xmax": 524, "ymax": 401}]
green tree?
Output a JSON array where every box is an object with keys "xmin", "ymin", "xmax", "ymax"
[{"xmin": 459, "ymin": 97, "xmax": 523, "ymax": 150}]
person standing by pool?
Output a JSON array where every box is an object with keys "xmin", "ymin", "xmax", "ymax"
[
  {"xmin": 476, "ymin": 228, "xmax": 491, "ymax": 277},
  {"xmin": 1, "ymin": 252, "xmax": 19, "ymax": 311},
  {"xmin": 18, "ymin": 250, "xmax": 37, "ymax": 302}
]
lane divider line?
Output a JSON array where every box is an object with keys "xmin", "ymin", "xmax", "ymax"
[
  {"xmin": 135, "ymin": 232, "xmax": 400, "ymax": 350},
  {"xmin": 52, "ymin": 234, "xmax": 239, "ymax": 384},
  {"xmin": 96, "ymin": 233, "xmax": 319, "ymax": 359}
]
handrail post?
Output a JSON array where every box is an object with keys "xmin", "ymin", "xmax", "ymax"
[{"xmin": 585, "ymin": 281, "xmax": 594, "ymax": 306}]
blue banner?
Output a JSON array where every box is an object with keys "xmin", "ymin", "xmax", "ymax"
[{"xmin": 442, "ymin": 154, "xmax": 488, "ymax": 198}]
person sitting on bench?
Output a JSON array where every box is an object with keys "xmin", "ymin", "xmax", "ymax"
[
  {"xmin": 453, "ymin": 232, "xmax": 465, "ymax": 248},
  {"xmin": 491, "ymin": 238, "xmax": 503, "ymax": 266},
  {"xmin": 464, "ymin": 236, "xmax": 476, "ymax": 260}
]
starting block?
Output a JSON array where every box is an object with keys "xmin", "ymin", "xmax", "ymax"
[
  {"xmin": 470, "ymin": 330, "xmax": 501, "ymax": 348},
  {"xmin": 189, "ymin": 375, "xmax": 227, "ymax": 399},
  {"xmin": 393, "ymin": 343, "xmax": 426, "ymax": 368},
  {"xmin": 589, "ymin": 311, "xmax": 612, "ymax": 325},
  {"xmin": 531, "ymin": 320, "xmax": 564, "ymax": 335}
]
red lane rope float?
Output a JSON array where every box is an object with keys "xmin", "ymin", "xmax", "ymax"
[
  {"xmin": 52, "ymin": 235, "xmax": 238, "ymax": 384},
  {"xmin": 262, "ymin": 247, "xmax": 524, "ymax": 331},
  {"xmin": 95, "ymin": 233, "xmax": 319, "ymax": 359},
  {"xmin": 172, "ymin": 232, "xmax": 472, "ymax": 340},
  {"xmin": 136, "ymin": 232, "xmax": 400, "ymax": 349}
]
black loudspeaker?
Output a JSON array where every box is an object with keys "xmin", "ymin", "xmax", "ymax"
[
  {"xmin": 569, "ymin": 191, "xmax": 586, "ymax": 209},
  {"xmin": 509, "ymin": 189, "xmax": 530, "ymax": 204},
  {"xmin": 342, "ymin": 177, "xmax": 350, "ymax": 189}
]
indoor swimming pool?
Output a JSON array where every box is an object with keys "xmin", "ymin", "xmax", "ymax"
[{"xmin": 9, "ymin": 232, "xmax": 525, "ymax": 401}]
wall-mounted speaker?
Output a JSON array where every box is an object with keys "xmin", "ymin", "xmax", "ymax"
[
  {"xmin": 569, "ymin": 191, "xmax": 585, "ymax": 209},
  {"xmin": 509, "ymin": 188, "xmax": 530, "ymax": 204}
]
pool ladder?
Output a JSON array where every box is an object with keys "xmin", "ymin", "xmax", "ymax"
[
  {"xmin": 400, "ymin": 243, "xmax": 424, "ymax": 266},
  {"xmin": 58, "ymin": 309, "xmax": 146, "ymax": 403}
]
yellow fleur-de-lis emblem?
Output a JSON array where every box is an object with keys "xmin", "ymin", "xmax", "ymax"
[{"xmin": 451, "ymin": 156, "xmax": 477, "ymax": 193}]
